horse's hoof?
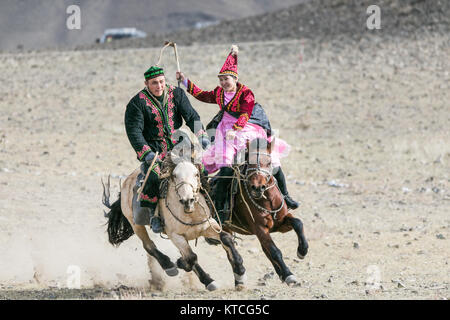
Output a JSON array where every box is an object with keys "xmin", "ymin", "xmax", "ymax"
[
  {"xmin": 235, "ymin": 284, "xmax": 245, "ymax": 291},
  {"xmin": 206, "ymin": 281, "xmax": 219, "ymax": 291},
  {"xmin": 164, "ymin": 266, "xmax": 179, "ymax": 277},
  {"xmin": 297, "ymin": 247, "xmax": 308, "ymax": 259},
  {"xmin": 285, "ymin": 275, "xmax": 297, "ymax": 285},
  {"xmin": 234, "ymin": 272, "xmax": 247, "ymax": 285}
]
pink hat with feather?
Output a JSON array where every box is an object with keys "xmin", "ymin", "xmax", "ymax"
[{"xmin": 218, "ymin": 45, "xmax": 239, "ymax": 78}]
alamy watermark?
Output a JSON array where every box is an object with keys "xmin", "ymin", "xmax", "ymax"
[
  {"xmin": 366, "ymin": 5, "xmax": 381, "ymax": 30},
  {"xmin": 66, "ymin": 265, "xmax": 81, "ymax": 289},
  {"xmin": 365, "ymin": 265, "xmax": 382, "ymax": 290},
  {"xmin": 66, "ymin": 5, "xmax": 81, "ymax": 30}
]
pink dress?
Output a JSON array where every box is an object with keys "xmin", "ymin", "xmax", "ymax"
[{"xmin": 202, "ymin": 92, "xmax": 290, "ymax": 173}]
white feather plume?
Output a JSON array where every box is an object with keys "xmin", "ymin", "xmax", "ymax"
[{"xmin": 230, "ymin": 44, "xmax": 239, "ymax": 56}]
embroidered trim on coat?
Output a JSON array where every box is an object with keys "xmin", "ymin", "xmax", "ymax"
[{"xmin": 137, "ymin": 145, "xmax": 151, "ymax": 160}]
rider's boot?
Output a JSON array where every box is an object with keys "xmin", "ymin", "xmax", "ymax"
[
  {"xmin": 137, "ymin": 162, "xmax": 163, "ymax": 233},
  {"xmin": 273, "ymin": 166, "xmax": 300, "ymax": 210},
  {"xmin": 149, "ymin": 211, "xmax": 163, "ymax": 233},
  {"xmin": 200, "ymin": 167, "xmax": 210, "ymax": 192},
  {"xmin": 214, "ymin": 166, "xmax": 234, "ymax": 224},
  {"xmin": 136, "ymin": 204, "xmax": 163, "ymax": 233}
]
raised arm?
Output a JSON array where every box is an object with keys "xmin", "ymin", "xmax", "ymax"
[
  {"xmin": 176, "ymin": 71, "xmax": 217, "ymax": 104},
  {"xmin": 186, "ymin": 79, "xmax": 218, "ymax": 104}
]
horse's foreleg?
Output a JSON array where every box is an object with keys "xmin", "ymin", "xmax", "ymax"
[
  {"xmin": 202, "ymin": 225, "xmax": 246, "ymax": 288},
  {"xmin": 255, "ymin": 227, "xmax": 296, "ymax": 284},
  {"xmin": 285, "ymin": 216, "xmax": 309, "ymax": 259},
  {"xmin": 169, "ymin": 233, "xmax": 196, "ymax": 272},
  {"xmin": 133, "ymin": 225, "xmax": 178, "ymax": 277},
  {"xmin": 147, "ymin": 254, "xmax": 165, "ymax": 290},
  {"xmin": 192, "ymin": 263, "xmax": 218, "ymax": 291},
  {"xmin": 169, "ymin": 233, "xmax": 218, "ymax": 291}
]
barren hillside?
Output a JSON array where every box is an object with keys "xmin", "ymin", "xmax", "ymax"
[
  {"xmin": 80, "ymin": 0, "xmax": 450, "ymax": 51},
  {"xmin": 0, "ymin": 0, "xmax": 305, "ymax": 51}
]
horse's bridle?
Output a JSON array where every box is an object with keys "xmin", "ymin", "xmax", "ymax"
[
  {"xmin": 245, "ymin": 151, "xmax": 277, "ymax": 197},
  {"xmin": 243, "ymin": 151, "xmax": 285, "ymax": 216},
  {"xmin": 174, "ymin": 179, "xmax": 200, "ymax": 203},
  {"xmin": 165, "ymin": 172, "xmax": 210, "ymax": 227}
]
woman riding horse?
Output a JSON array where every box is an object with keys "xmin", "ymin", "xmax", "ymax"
[{"xmin": 176, "ymin": 45, "xmax": 299, "ymax": 223}]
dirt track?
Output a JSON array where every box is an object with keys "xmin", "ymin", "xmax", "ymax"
[{"xmin": 0, "ymin": 33, "xmax": 449, "ymax": 299}]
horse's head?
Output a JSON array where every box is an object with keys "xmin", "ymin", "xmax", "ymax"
[
  {"xmin": 171, "ymin": 159, "xmax": 200, "ymax": 213},
  {"xmin": 245, "ymin": 138, "xmax": 274, "ymax": 199}
]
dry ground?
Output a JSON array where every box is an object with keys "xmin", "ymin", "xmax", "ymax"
[{"xmin": 0, "ymin": 34, "xmax": 449, "ymax": 299}]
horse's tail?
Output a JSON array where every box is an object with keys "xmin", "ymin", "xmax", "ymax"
[{"xmin": 102, "ymin": 176, "xmax": 134, "ymax": 246}]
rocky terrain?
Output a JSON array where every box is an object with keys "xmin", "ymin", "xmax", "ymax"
[{"xmin": 0, "ymin": 0, "xmax": 449, "ymax": 300}]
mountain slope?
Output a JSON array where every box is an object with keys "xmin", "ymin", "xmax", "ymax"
[
  {"xmin": 0, "ymin": 0, "xmax": 306, "ymax": 51},
  {"xmin": 80, "ymin": 0, "xmax": 450, "ymax": 51}
]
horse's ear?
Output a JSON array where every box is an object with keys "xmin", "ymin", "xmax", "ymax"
[
  {"xmin": 191, "ymin": 143, "xmax": 196, "ymax": 163},
  {"xmin": 267, "ymin": 137, "xmax": 274, "ymax": 153},
  {"xmin": 170, "ymin": 149, "xmax": 180, "ymax": 164},
  {"xmin": 245, "ymin": 139, "xmax": 250, "ymax": 159}
]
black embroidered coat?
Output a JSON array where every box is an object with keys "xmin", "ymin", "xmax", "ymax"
[{"xmin": 125, "ymin": 85, "xmax": 206, "ymax": 161}]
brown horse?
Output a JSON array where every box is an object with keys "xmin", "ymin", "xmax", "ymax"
[{"xmin": 222, "ymin": 138, "xmax": 308, "ymax": 284}]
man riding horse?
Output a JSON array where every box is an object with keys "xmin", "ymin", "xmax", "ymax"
[{"xmin": 124, "ymin": 66, "xmax": 210, "ymax": 233}]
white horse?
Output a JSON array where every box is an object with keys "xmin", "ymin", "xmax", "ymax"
[{"xmin": 102, "ymin": 149, "xmax": 246, "ymax": 291}]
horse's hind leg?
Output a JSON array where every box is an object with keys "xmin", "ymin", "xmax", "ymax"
[
  {"xmin": 255, "ymin": 227, "xmax": 297, "ymax": 285},
  {"xmin": 285, "ymin": 216, "xmax": 309, "ymax": 259},
  {"xmin": 169, "ymin": 233, "xmax": 218, "ymax": 291},
  {"xmin": 202, "ymin": 226, "xmax": 246, "ymax": 289},
  {"xmin": 132, "ymin": 225, "xmax": 178, "ymax": 277}
]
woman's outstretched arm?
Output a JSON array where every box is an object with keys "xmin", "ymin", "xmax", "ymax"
[{"xmin": 177, "ymin": 71, "xmax": 217, "ymax": 104}]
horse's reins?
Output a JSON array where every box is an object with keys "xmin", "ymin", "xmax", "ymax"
[
  {"xmin": 165, "ymin": 173, "xmax": 223, "ymax": 234},
  {"xmin": 174, "ymin": 180, "xmax": 199, "ymax": 201},
  {"xmin": 137, "ymin": 151, "xmax": 159, "ymax": 199},
  {"xmin": 165, "ymin": 175, "xmax": 208, "ymax": 226},
  {"xmin": 245, "ymin": 151, "xmax": 284, "ymax": 214},
  {"xmin": 243, "ymin": 175, "xmax": 285, "ymax": 218},
  {"xmin": 220, "ymin": 150, "xmax": 285, "ymax": 225},
  {"xmin": 232, "ymin": 165, "xmax": 256, "ymax": 223},
  {"xmin": 246, "ymin": 151, "xmax": 278, "ymax": 199}
]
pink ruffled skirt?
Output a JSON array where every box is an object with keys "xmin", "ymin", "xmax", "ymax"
[{"xmin": 202, "ymin": 112, "xmax": 290, "ymax": 173}]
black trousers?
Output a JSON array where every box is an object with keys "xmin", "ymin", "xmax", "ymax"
[
  {"xmin": 214, "ymin": 166, "xmax": 234, "ymax": 210},
  {"xmin": 139, "ymin": 162, "xmax": 160, "ymax": 209},
  {"xmin": 273, "ymin": 166, "xmax": 288, "ymax": 196}
]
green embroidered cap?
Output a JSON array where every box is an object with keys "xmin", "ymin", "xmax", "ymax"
[{"xmin": 144, "ymin": 66, "xmax": 164, "ymax": 80}]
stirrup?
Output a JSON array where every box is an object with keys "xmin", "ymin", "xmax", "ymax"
[{"xmin": 149, "ymin": 215, "xmax": 163, "ymax": 233}]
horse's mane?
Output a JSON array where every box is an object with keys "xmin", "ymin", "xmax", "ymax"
[
  {"xmin": 159, "ymin": 130, "xmax": 197, "ymax": 177},
  {"xmin": 159, "ymin": 153, "xmax": 177, "ymax": 178}
]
